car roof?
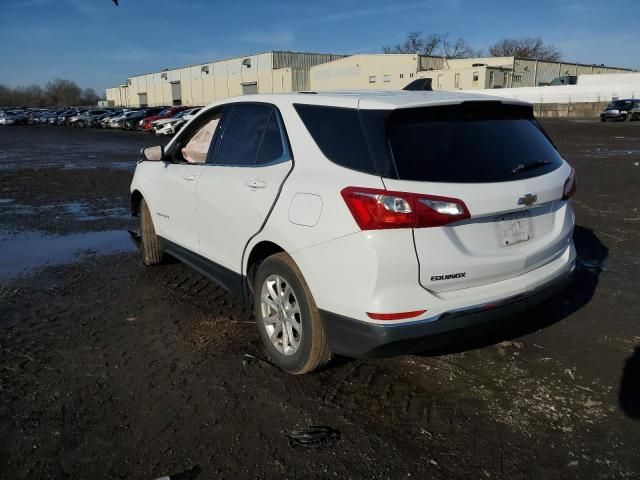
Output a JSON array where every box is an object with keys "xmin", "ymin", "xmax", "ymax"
[{"xmin": 207, "ymin": 90, "xmax": 530, "ymax": 111}]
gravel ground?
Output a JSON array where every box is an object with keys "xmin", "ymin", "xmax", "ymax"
[{"xmin": 0, "ymin": 122, "xmax": 638, "ymax": 479}]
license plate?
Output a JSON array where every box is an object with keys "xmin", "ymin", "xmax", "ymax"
[{"xmin": 497, "ymin": 211, "xmax": 532, "ymax": 246}]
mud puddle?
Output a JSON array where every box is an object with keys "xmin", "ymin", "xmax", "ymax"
[
  {"xmin": 0, "ymin": 199, "xmax": 130, "ymax": 221},
  {"xmin": 0, "ymin": 229, "xmax": 135, "ymax": 282}
]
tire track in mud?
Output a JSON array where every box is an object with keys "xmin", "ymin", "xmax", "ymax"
[{"xmin": 149, "ymin": 262, "xmax": 454, "ymax": 433}]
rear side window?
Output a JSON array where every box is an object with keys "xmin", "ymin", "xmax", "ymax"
[
  {"xmin": 257, "ymin": 112, "xmax": 284, "ymax": 165},
  {"xmin": 385, "ymin": 103, "xmax": 563, "ymax": 183},
  {"xmin": 294, "ymin": 104, "xmax": 376, "ymax": 174}
]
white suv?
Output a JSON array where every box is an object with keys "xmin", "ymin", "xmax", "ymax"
[{"xmin": 130, "ymin": 91, "xmax": 576, "ymax": 374}]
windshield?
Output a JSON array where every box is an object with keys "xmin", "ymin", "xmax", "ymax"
[{"xmin": 608, "ymin": 100, "xmax": 633, "ymax": 109}]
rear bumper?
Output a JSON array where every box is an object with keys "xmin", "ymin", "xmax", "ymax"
[{"xmin": 320, "ymin": 262, "xmax": 574, "ymax": 358}]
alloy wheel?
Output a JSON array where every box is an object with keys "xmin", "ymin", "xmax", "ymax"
[{"xmin": 260, "ymin": 274, "xmax": 302, "ymax": 356}]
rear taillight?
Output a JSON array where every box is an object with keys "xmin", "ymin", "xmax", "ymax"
[
  {"xmin": 341, "ymin": 187, "xmax": 470, "ymax": 230},
  {"xmin": 562, "ymin": 168, "xmax": 577, "ymax": 200}
]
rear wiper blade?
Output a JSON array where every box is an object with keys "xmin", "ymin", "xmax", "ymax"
[{"xmin": 512, "ymin": 160, "xmax": 552, "ymax": 174}]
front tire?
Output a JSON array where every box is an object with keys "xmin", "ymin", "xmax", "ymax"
[
  {"xmin": 254, "ymin": 253, "xmax": 331, "ymax": 374},
  {"xmin": 140, "ymin": 198, "xmax": 163, "ymax": 266}
]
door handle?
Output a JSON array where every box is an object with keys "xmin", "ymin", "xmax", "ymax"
[
  {"xmin": 183, "ymin": 175, "xmax": 196, "ymax": 182},
  {"xmin": 246, "ymin": 179, "xmax": 267, "ymax": 189}
]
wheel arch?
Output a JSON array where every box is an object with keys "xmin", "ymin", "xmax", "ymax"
[
  {"xmin": 245, "ymin": 240, "xmax": 286, "ymax": 298},
  {"xmin": 130, "ymin": 189, "xmax": 144, "ymax": 217}
]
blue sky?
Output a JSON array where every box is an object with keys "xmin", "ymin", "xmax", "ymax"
[{"xmin": 1, "ymin": 0, "xmax": 638, "ymax": 96}]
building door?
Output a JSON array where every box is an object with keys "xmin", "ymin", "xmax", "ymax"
[
  {"xmin": 171, "ymin": 81, "xmax": 182, "ymax": 106},
  {"xmin": 242, "ymin": 82, "xmax": 258, "ymax": 95},
  {"xmin": 138, "ymin": 93, "xmax": 148, "ymax": 107}
]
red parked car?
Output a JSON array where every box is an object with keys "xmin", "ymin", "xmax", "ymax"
[{"xmin": 139, "ymin": 106, "xmax": 191, "ymax": 131}]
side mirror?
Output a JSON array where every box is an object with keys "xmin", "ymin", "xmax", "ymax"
[{"xmin": 140, "ymin": 145, "xmax": 165, "ymax": 162}]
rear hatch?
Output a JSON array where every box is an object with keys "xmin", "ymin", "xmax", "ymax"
[{"xmin": 368, "ymin": 101, "xmax": 574, "ymax": 293}]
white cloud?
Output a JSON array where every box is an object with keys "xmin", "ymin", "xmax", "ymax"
[
  {"xmin": 236, "ymin": 30, "xmax": 295, "ymax": 47},
  {"xmin": 274, "ymin": 1, "xmax": 458, "ymax": 27},
  {"xmin": 63, "ymin": 0, "xmax": 105, "ymax": 19},
  {"xmin": 0, "ymin": 0, "xmax": 53, "ymax": 9}
]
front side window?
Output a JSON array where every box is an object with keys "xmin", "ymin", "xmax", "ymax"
[{"xmin": 180, "ymin": 113, "xmax": 221, "ymax": 164}]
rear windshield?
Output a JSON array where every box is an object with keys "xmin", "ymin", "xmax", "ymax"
[{"xmin": 384, "ymin": 103, "xmax": 562, "ymax": 183}]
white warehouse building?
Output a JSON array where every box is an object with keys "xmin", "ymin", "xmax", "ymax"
[
  {"xmin": 105, "ymin": 51, "xmax": 633, "ymax": 108},
  {"xmin": 105, "ymin": 51, "xmax": 345, "ymax": 108}
]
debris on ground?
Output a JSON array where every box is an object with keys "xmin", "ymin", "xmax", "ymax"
[{"xmin": 285, "ymin": 426, "xmax": 340, "ymax": 448}]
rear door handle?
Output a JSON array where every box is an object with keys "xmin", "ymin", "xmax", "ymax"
[
  {"xmin": 183, "ymin": 175, "xmax": 196, "ymax": 182},
  {"xmin": 246, "ymin": 179, "xmax": 267, "ymax": 189}
]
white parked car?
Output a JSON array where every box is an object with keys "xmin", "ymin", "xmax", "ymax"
[
  {"xmin": 154, "ymin": 107, "xmax": 202, "ymax": 136},
  {"xmin": 108, "ymin": 110, "xmax": 140, "ymax": 128},
  {"xmin": 130, "ymin": 91, "xmax": 577, "ymax": 374}
]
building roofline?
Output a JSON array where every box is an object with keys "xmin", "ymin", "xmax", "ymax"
[
  {"xmin": 512, "ymin": 56, "xmax": 633, "ymax": 71},
  {"xmin": 121, "ymin": 50, "xmax": 349, "ymax": 82}
]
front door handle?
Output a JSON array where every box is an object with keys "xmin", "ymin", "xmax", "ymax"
[
  {"xmin": 183, "ymin": 174, "xmax": 196, "ymax": 182},
  {"xmin": 246, "ymin": 179, "xmax": 267, "ymax": 189}
]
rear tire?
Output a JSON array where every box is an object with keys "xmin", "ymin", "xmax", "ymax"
[
  {"xmin": 254, "ymin": 253, "xmax": 331, "ymax": 374},
  {"xmin": 140, "ymin": 198, "xmax": 163, "ymax": 266}
]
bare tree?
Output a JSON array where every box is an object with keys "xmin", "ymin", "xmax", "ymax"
[
  {"xmin": 0, "ymin": 85, "xmax": 12, "ymax": 106},
  {"xmin": 45, "ymin": 78, "xmax": 82, "ymax": 106},
  {"xmin": 383, "ymin": 31, "xmax": 440, "ymax": 55},
  {"xmin": 0, "ymin": 79, "xmax": 102, "ymax": 107},
  {"xmin": 384, "ymin": 32, "xmax": 481, "ymax": 58},
  {"xmin": 441, "ymin": 34, "xmax": 483, "ymax": 59},
  {"xmin": 80, "ymin": 87, "xmax": 100, "ymax": 106},
  {"xmin": 489, "ymin": 37, "xmax": 562, "ymax": 61}
]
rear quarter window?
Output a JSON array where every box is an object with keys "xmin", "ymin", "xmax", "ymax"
[{"xmin": 294, "ymin": 104, "xmax": 377, "ymax": 174}]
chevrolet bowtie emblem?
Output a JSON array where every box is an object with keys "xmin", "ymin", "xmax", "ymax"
[{"xmin": 518, "ymin": 194, "xmax": 538, "ymax": 207}]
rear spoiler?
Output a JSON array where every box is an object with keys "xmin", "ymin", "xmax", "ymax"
[{"xmin": 402, "ymin": 78, "xmax": 433, "ymax": 91}]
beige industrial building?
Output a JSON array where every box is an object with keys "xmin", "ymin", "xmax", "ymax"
[
  {"xmin": 105, "ymin": 51, "xmax": 345, "ymax": 107},
  {"xmin": 105, "ymin": 51, "xmax": 632, "ymax": 107},
  {"xmin": 416, "ymin": 56, "xmax": 632, "ymax": 90},
  {"xmin": 310, "ymin": 54, "xmax": 632, "ymax": 91},
  {"xmin": 309, "ymin": 54, "xmax": 426, "ymax": 91}
]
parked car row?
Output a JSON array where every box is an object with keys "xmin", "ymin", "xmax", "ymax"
[{"xmin": 0, "ymin": 105, "xmax": 203, "ymax": 136}]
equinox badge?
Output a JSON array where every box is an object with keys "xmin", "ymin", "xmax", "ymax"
[{"xmin": 518, "ymin": 194, "xmax": 538, "ymax": 207}]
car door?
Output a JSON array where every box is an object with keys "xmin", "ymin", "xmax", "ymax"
[
  {"xmin": 195, "ymin": 102, "xmax": 292, "ymax": 276},
  {"xmin": 150, "ymin": 107, "xmax": 223, "ymax": 251}
]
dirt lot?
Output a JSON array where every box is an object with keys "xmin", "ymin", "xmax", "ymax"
[{"xmin": 0, "ymin": 121, "xmax": 639, "ymax": 479}]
